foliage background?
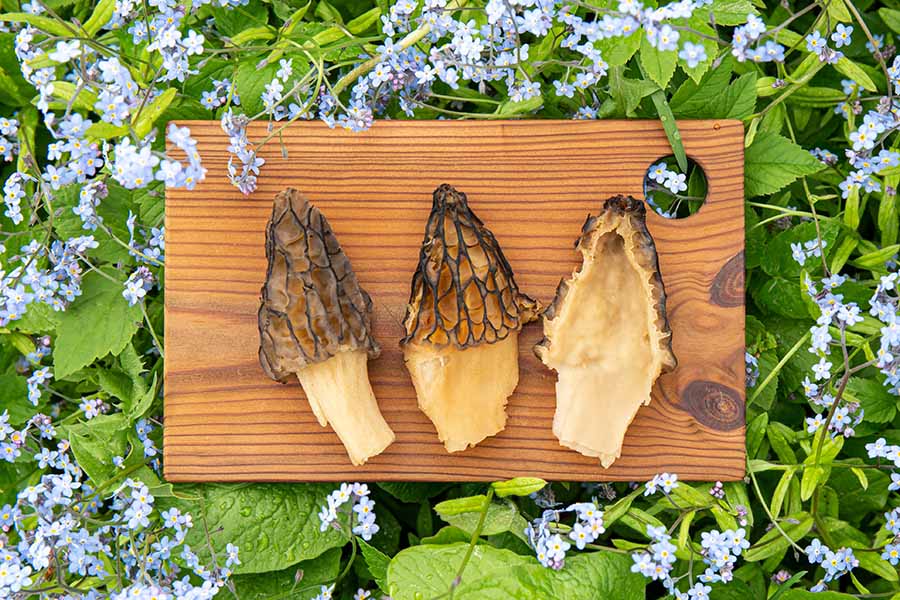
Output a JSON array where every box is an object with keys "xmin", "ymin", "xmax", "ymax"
[{"xmin": 2, "ymin": 0, "xmax": 900, "ymax": 598}]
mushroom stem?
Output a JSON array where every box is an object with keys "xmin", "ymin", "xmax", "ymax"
[
  {"xmin": 295, "ymin": 349, "xmax": 395, "ymax": 466},
  {"xmin": 404, "ymin": 334, "xmax": 519, "ymax": 452}
]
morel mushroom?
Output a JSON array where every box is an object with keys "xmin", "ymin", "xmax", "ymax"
[
  {"xmin": 258, "ymin": 188, "xmax": 395, "ymax": 465},
  {"xmin": 535, "ymin": 195, "xmax": 676, "ymax": 468},
  {"xmin": 401, "ymin": 184, "xmax": 538, "ymax": 452}
]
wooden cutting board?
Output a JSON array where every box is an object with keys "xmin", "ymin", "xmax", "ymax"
[{"xmin": 164, "ymin": 119, "xmax": 745, "ymax": 482}]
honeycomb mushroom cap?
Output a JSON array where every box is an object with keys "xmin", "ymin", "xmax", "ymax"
[
  {"xmin": 258, "ymin": 188, "xmax": 380, "ymax": 381},
  {"xmin": 401, "ymin": 184, "xmax": 538, "ymax": 349}
]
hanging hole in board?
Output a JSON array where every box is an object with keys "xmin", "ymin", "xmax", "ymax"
[{"xmin": 643, "ymin": 156, "xmax": 708, "ymax": 219}]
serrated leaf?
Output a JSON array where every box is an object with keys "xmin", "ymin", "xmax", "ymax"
[
  {"xmin": 387, "ymin": 544, "xmax": 645, "ymax": 600},
  {"xmin": 159, "ymin": 483, "xmax": 349, "ymax": 574},
  {"xmin": 745, "ymin": 131, "xmax": 823, "ymax": 197},
  {"xmin": 66, "ymin": 413, "xmax": 129, "ymax": 484},
  {"xmin": 671, "ymin": 67, "xmax": 756, "ymax": 119},
  {"xmin": 762, "ymin": 220, "xmax": 840, "ymax": 278},
  {"xmin": 640, "ymin": 36, "xmax": 676, "ymax": 89},
  {"xmin": 844, "ymin": 377, "xmax": 898, "ymax": 423},
  {"xmin": 53, "ymin": 272, "xmax": 142, "ymax": 380},
  {"xmin": 710, "ymin": 0, "xmax": 758, "ymax": 25},
  {"xmin": 595, "ymin": 31, "xmax": 641, "ymax": 67},
  {"xmin": 359, "ymin": 538, "xmax": 390, "ymax": 593}
]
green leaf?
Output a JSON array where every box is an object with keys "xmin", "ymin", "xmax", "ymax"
[
  {"xmin": 387, "ymin": 544, "xmax": 644, "ymax": 600},
  {"xmin": 53, "ymin": 273, "xmax": 142, "ymax": 380},
  {"xmin": 710, "ymin": 0, "xmax": 758, "ymax": 25},
  {"xmin": 640, "ymin": 35, "xmax": 676, "ymax": 89},
  {"xmin": 770, "ymin": 467, "xmax": 796, "ymax": 519},
  {"xmin": 844, "ymin": 377, "xmax": 898, "ymax": 423},
  {"xmin": 779, "ymin": 591, "xmax": 858, "ymax": 600},
  {"xmin": 65, "ymin": 413, "xmax": 129, "ymax": 484},
  {"xmin": 376, "ymin": 482, "xmax": 449, "ymax": 503},
  {"xmin": 232, "ymin": 547, "xmax": 341, "ymax": 599},
  {"xmin": 359, "ymin": 538, "xmax": 390, "ymax": 593},
  {"xmin": 133, "ymin": 87, "xmax": 176, "ymax": 138},
  {"xmin": 594, "ymin": 31, "xmax": 641, "ymax": 67},
  {"xmin": 751, "ymin": 276, "xmax": 809, "ymax": 319},
  {"xmin": 744, "ymin": 131, "xmax": 823, "ymax": 197},
  {"xmin": 762, "ymin": 220, "xmax": 840, "ymax": 278},
  {"xmin": 834, "ymin": 57, "xmax": 877, "ymax": 93},
  {"xmin": 881, "ymin": 8, "xmax": 900, "ymax": 35},
  {"xmin": 434, "ymin": 496, "xmax": 526, "ymax": 537},
  {"xmin": 159, "ymin": 483, "xmax": 350, "ymax": 574},
  {"xmin": 0, "ymin": 12, "xmax": 72, "ymax": 36},
  {"xmin": 744, "ymin": 512, "xmax": 813, "ymax": 562},
  {"xmin": 234, "ymin": 60, "xmax": 281, "ymax": 115},
  {"xmin": 82, "ymin": 0, "xmax": 114, "ymax": 35},
  {"xmin": 0, "ymin": 374, "xmax": 32, "ymax": 425},
  {"xmin": 671, "ymin": 69, "xmax": 757, "ymax": 120},
  {"xmin": 314, "ymin": 0, "xmax": 343, "ymax": 23},
  {"xmin": 491, "ymin": 477, "xmax": 546, "ymax": 497}
]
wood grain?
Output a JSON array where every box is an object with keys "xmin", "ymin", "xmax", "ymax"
[{"xmin": 164, "ymin": 119, "xmax": 746, "ymax": 482}]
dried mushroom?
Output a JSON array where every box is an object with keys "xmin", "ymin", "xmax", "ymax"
[
  {"xmin": 258, "ymin": 188, "xmax": 394, "ymax": 465},
  {"xmin": 535, "ymin": 195, "xmax": 676, "ymax": 468},
  {"xmin": 401, "ymin": 184, "xmax": 538, "ymax": 452}
]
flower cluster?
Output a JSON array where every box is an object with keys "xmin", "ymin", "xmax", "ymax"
[
  {"xmin": 222, "ymin": 109, "xmax": 264, "ymax": 195},
  {"xmin": 644, "ymin": 472, "xmax": 679, "ymax": 496},
  {"xmin": 0, "ymin": 116, "xmax": 19, "ymax": 162},
  {"xmin": 801, "ymin": 273, "xmax": 872, "ymax": 437},
  {"xmin": 870, "ymin": 272, "xmax": 900, "ymax": 393},
  {"xmin": 0, "ymin": 236, "xmax": 97, "ymax": 327},
  {"xmin": 216, "ymin": 0, "xmax": 797, "ymax": 194},
  {"xmin": 1, "ymin": 420, "xmax": 237, "ymax": 599},
  {"xmin": 790, "ymin": 238, "xmax": 827, "ymax": 266},
  {"xmin": 804, "ymin": 539, "xmax": 858, "ymax": 592},
  {"xmin": 525, "ymin": 501, "xmax": 606, "ymax": 569},
  {"xmin": 631, "ymin": 523, "xmax": 750, "ymax": 597},
  {"xmin": 318, "ymin": 483, "xmax": 380, "ymax": 541}
]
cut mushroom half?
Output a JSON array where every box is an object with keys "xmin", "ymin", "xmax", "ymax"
[
  {"xmin": 535, "ymin": 195, "xmax": 676, "ymax": 467},
  {"xmin": 258, "ymin": 188, "xmax": 395, "ymax": 465},
  {"xmin": 401, "ymin": 184, "xmax": 539, "ymax": 452}
]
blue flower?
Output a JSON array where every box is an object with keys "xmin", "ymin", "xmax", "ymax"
[
  {"xmin": 831, "ymin": 24, "xmax": 853, "ymax": 49},
  {"xmin": 678, "ymin": 42, "xmax": 707, "ymax": 68}
]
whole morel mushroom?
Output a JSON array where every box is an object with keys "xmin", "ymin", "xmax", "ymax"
[
  {"xmin": 258, "ymin": 188, "xmax": 395, "ymax": 466},
  {"xmin": 401, "ymin": 184, "xmax": 538, "ymax": 452},
  {"xmin": 535, "ymin": 195, "xmax": 677, "ymax": 468}
]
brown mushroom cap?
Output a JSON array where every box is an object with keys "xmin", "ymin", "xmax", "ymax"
[
  {"xmin": 258, "ymin": 188, "xmax": 380, "ymax": 381},
  {"xmin": 401, "ymin": 184, "xmax": 538, "ymax": 349}
]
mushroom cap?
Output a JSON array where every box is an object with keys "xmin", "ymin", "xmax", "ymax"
[
  {"xmin": 258, "ymin": 188, "xmax": 379, "ymax": 381},
  {"xmin": 535, "ymin": 194, "xmax": 677, "ymax": 373},
  {"xmin": 401, "ymin": 184, "xmax": 538, "ymax": 350}
]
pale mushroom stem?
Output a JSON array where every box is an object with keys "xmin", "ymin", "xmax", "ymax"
[
  {"xmin": 404, "ymin": 334, "xmax": 519, "ymax": 452},
  {"xmin": 294, "ymin": 352, "xmax": 395, "ymax": 466}
]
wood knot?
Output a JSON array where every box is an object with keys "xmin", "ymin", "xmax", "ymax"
[
  {"xmin": 681, "ymin": 380, "xmax": 744, "ymax": 431},
  {"xmin": 710, "ymin": 251, "xmax": 744, "ymax": 308}
]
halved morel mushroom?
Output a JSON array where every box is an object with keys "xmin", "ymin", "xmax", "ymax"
[
  {"xmin": 401, "ymin": 184, "xmax": 538, "ymax": 452},
  {"xmin": 534, "ymin": 195, "xmax": 677, "ymax": 468},
  {"xmin": 258, "ymin": 188, "xmax": 395, "ymax": 465}
]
